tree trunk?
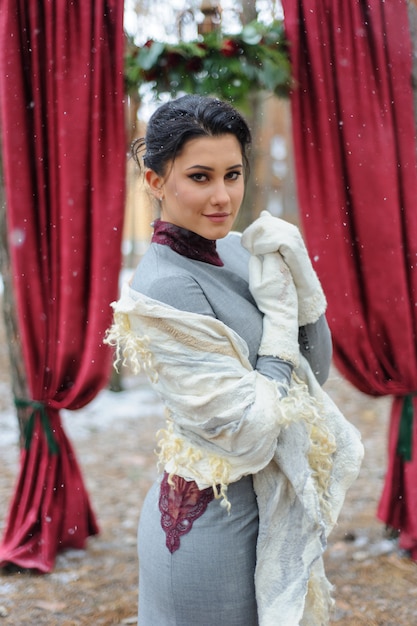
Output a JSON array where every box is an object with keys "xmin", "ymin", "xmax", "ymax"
[
  {"xmin": 233, "ymin": 0, "xmax": 263, "ymax": 231},
  {"xmin": 408, "ymin": 0, "xmax": 417, "ymax": 131},
  {"xmin": 0, "ymin": 130, "xmax": 30, "ymax": 445},
  {"xmin": 240, "ymin": 0, "xmax": 258, "ymax": 24},
  {"xmin": 233, "ymin": 91, "xmax": 264, "ymax": 232}
]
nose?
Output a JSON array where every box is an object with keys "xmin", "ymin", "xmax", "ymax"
[{"xmin": 210, "ymin": 180, "xmax": 229, "ymax": 207}]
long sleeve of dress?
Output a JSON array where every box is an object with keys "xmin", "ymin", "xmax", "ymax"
[{"xmin": 298, "ymin": 314, "xmax": 332, "ymax": 384}]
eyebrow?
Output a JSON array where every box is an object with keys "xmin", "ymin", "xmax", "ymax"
[{"xmin": 186, "ymin": 164, "xmax": 243, "ymax": 171}]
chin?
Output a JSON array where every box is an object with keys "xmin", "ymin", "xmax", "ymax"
[
  {"xmin": 215, "ymin": 229, "xmax": 231, "ymax": 240},
  {"xmin": 205, "ymin": 219, "xmax": 236, "ymax": 240},
  {"xmin": 206, "ymin": 226, "xmax": 232, "ymax": 240}
]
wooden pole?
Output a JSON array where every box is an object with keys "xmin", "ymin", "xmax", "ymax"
[{"xmin": 198, "ymin": 0, "xmax": 222, "ymax": 35}]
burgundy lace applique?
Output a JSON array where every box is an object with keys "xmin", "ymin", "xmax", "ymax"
[
  {"xmin": 152, "ymin": 219, "xmax": 224, "ymax": 266},
  {"xmin": 159, "ymin": 472, "xmax": 215, "ymax": 553}
]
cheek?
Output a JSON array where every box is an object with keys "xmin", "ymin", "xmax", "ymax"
[
  {"xmin": 178, "ymin": 185, "xmax": 206, "ymax": 207},
  {"xmin": 233, "ymin": 184, "xmax": 245, "ymax": 205}
]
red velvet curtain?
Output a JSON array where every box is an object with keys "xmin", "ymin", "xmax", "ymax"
[
  {"xmin": 0, "ymin": 0, "xmax": 125, "ymax": 572},
  {"xmin": 282, "ymin": 0, "xmax": 417, "ymax": 557}
]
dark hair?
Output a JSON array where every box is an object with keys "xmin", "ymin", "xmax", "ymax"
[{"xmin": 131, "ymin": 95, "xmax": 251, "ymax": 176}]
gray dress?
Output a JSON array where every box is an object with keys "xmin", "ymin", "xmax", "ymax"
[{"xmin": 131, "ymin": 232, "xmax": 332, "ymax": 626}]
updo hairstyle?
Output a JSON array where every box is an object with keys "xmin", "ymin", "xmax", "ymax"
[{"xmin": 131, "ymin": 95, "xmax": 252, "ymax": 177}]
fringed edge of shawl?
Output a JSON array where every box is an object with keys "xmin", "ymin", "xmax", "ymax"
[
  {"xmin": 300, "ymin": 560, "xmax": 335, "ymax": 626},
  {"xmin": 280, "ymin": 374, "xmax": 337, "ymax": 526},
  {"xmin": 156, "ymin": 416, "xmax": 233, "ymax": 511},
  {"xmin": 104, "ymin": 311, "xmax": 159, "ymax": 383},
  {"xmin": 286, "ymin": 376, "xmax": 337, "ymax": 623}
]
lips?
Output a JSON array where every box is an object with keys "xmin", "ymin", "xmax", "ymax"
[{"xmin": 204, "ymin": 213, "xmax": 231, "ymax": 223}]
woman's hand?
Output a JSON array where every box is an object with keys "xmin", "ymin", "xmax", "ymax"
[
  {"xmin": 248, "ymin": 251, "xmax": 299, "ymax": 366},
  {"xmin": 242, "ymin": 211, "xmax": 327, "ymax": 326}
]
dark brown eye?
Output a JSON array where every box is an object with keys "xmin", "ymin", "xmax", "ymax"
[
  {"xmin": 189, "ymin": 173, "xmax": 208, "ymax": 182},
  {"xmin": 226, "ymin": 171, "xmax": 242, "ymax": 181}
]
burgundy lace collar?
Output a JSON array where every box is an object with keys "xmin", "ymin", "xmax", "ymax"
[{"xmin": 151, "ymin": 219, "xmax": 224, "ymax": 267}]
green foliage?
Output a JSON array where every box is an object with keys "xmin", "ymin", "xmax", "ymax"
[{"xmin": 124, "ymin": 20, "xmax": 292, "ymax": 108}]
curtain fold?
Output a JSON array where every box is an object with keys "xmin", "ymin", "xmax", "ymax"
[
  {"xmin": 0, "ymin": 0, "xmax": 126, "ymax": 572},
  {"xmin": 282, "ymin": 0, "xmax": 417, "ymax": 558}
]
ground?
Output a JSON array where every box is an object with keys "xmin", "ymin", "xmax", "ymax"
[{"xmin": 0, "ymin": 323, "xmax": 417, "ymax": 625}]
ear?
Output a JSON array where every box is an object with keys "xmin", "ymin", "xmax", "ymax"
[{"xmin": 145, "ymin": 169, "xmax": 164, "ymax": 200}]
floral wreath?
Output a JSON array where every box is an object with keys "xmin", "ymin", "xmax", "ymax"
[{"xmin": 124, "ymin": 20, "xmax": 292, "ymax": 107}]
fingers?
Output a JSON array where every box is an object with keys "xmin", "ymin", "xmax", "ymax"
[
  {"xmin": 241, "ymin": 222, "xmax": 271, "ymax": 255},
  {"xmin": 241, "ymin": 212, "xmax": 303, "ymax": 257}
]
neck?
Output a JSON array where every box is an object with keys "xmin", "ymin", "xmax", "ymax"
[{"xmin": 151, "ymin": 219, "xmax": 224, "ymax": 267}]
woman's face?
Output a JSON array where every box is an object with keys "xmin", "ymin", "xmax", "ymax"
[{"xmin": 146, "ymin": 134, "xmax": 245, "ymax": 240}]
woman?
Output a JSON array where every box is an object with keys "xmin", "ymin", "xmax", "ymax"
[{"xmin": 106, "ymin": 95, "xmax": 363, "ymax": 625}]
